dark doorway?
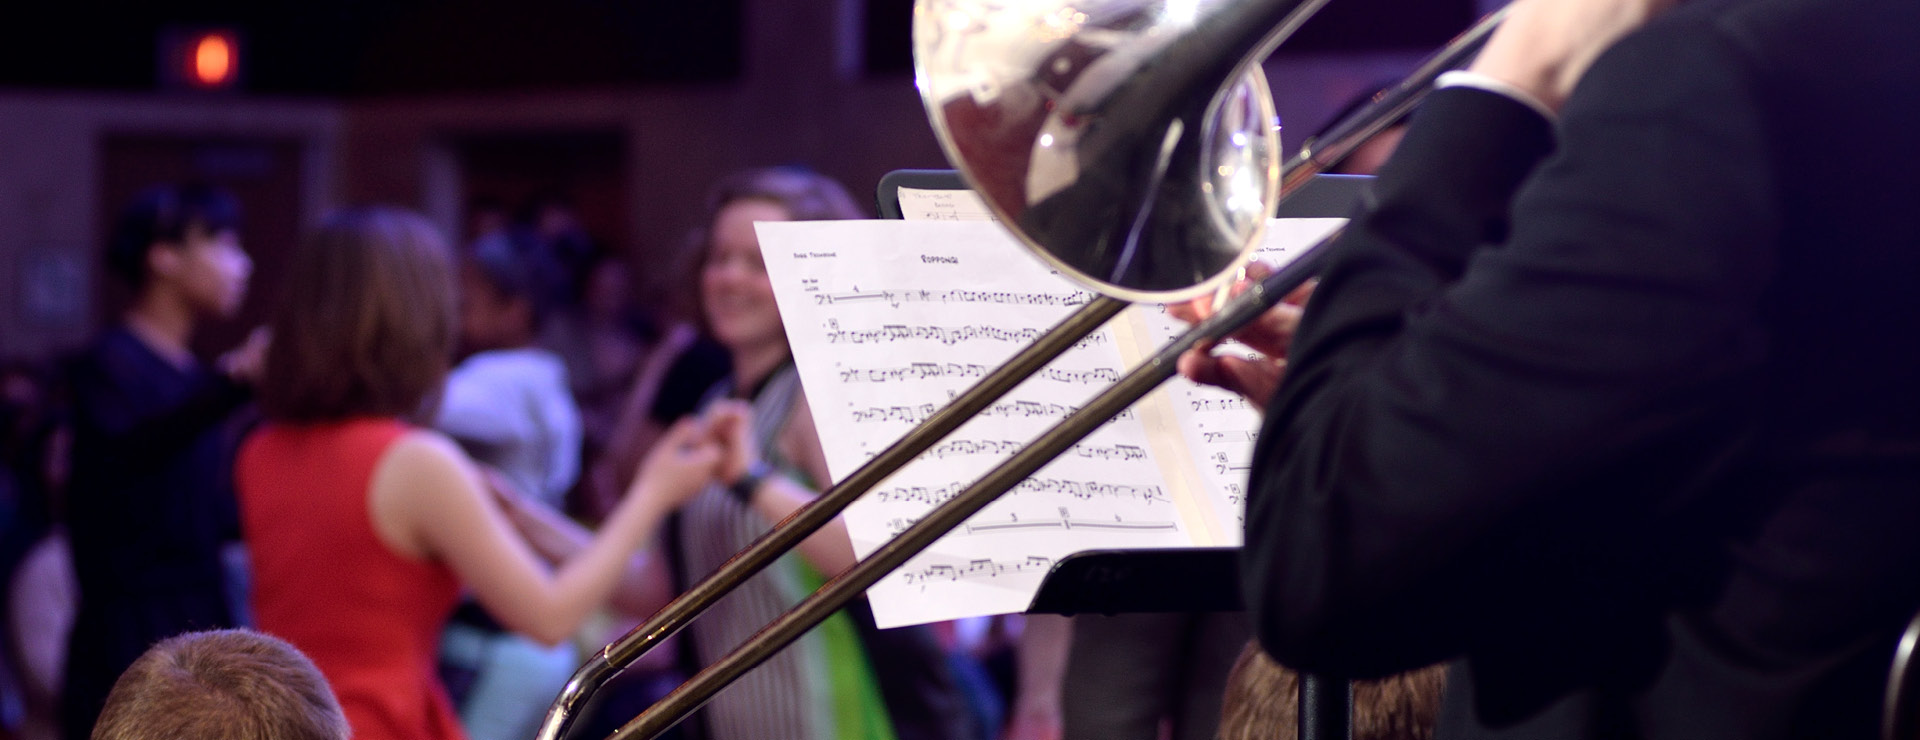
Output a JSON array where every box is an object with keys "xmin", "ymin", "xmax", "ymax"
[
  {"xmin": 97, "ymin": 135, "xmax": 306, "ymax": 358},
  {"xmin": 453, "ymin": 130, "xmax": 627, "ymax": 254}
]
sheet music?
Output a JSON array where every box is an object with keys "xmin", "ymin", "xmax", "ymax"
[
  {"xmin": 1125, "ymin": 219, "xmax": 1348, "ymax": 537},
  {"xmin": 896, "ymin": 187, "xmax": 999, "ymax": 222},
  {"xmin": 756, "ymin": 217, "xmax": 1343, "ymax": 627}
]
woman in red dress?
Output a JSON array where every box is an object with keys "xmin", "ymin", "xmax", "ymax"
[{"xmin": 235, "ymin": 207, "xmax": 718, "ymax": 740}]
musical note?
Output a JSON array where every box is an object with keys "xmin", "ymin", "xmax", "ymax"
[
  {"xmin": 1210, "ymin": 451, "xmax": 1252, "ymax": 476},
  {"xmin": 1189, "ymin": 396, "xmax": 1253, "ymax": 412},
  {"xmin": 915, "ymin": 439, "xmax": 1149, "ymax": 464},
  {"xmin": 839, "ymin": 362, "xmax": 994, "ymax": 383},
  {"xmin": 813, "ymin": 287, "xmax": 1095, "ymax": 309},
  {"xmin": 814, "ymin": 288, "xmax": 894, "ymax": 305},
  {"xmin": 1073, "ymin": 442, "xmax": 1147, "ymax": 462},
  {"xmin": 909, "ymin": 288, "xmax": 1093, "ymax": 307},
  {"xmin": 875, "ymin": 478, "xmax": 1170, "ymax": 507},
  {"xmin": 1036, "ymin": 366, "xmax": 1120, "ymax": 385},
  {"xmin": 849, "ymin": 403, "xmax": 941, "ymax": 424},
  {"xmin": 962, "ymin": 506, "xmax": 1178, "ymax": 536},
  {"xmin": 923, "ymin": 438, "xmax": 1023, "ymax": 460},
  {"xmin": 848, "ymin": 398, "xmax": 1135, "ymax": 426},
  {"xmin": 821, "ymin": 322, "xmax": 1110, "ymax": 348},
  {"xmin": 900, "ymin": 555, "xmax": 1055, "ymax": 588},
  {"xmin": 838, "ymin": 363, "xmax": 1119, "ymax": 385}
]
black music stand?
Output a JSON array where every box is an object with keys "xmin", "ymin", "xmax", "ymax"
[
  {"xmin": 875, "ymin": 169, "xmax": 1371, "ymax": 740},
  {"xmin": 1026, "ymin": 547, "xmax": 1241, "ymax": 614}
]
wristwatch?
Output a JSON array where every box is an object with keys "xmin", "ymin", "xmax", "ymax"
[{"xmin": 728, "ymin": 459, "xmax": 775, "ymax": 505}]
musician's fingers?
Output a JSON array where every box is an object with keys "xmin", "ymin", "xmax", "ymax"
[
  {"xmin": 1235, "ymin": 261, "xmax": 1275, "ymax": 295},
  {"xmin": 1215, "ymin": 355, "xmax": 1284, "ymax": 408},
  {"xmin": 1176, "ymin": 346, "xmax": 1227, "ymax": 389},
  {"xmin": 1226, "ymin": 303, "xmax": 1303, "ymax": 359},
  {"xmin": 1168, "ymin": 293, "xmax": 1214, "ymax": 324},
  {"xmin": 1283, "ymin": 278, "xmax": 1316, "ymax": 307}
]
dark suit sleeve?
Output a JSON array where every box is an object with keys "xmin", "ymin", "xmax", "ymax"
[
  {"xmin": 69, "ymin": 355, "xmax": 249, "ymax": 475},
  {"xmin": 1243, "ymin": 22, "xmax": 1781, "ymax": 677}
]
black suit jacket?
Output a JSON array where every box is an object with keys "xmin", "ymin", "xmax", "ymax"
[{"xmin": 1243, "ymin": 0, "xmax": 1920, "ymax": 737}]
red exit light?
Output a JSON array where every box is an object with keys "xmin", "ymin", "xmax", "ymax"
[
  {"xmin": 164, "ymin": 29, "xmax": 241, "ymax": 90},
  {"xmin": 191, "ymin": 33, "xmax": 236, "ymax": 87}
]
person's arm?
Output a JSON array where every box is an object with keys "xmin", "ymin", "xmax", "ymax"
[
  {"xmin": 1002, "ymin": 615, "xmax": 1070, "ymax": 740},
  {"xmin": 709, "ymin": 396, "xmax": 860, "ymax": 575},
  {"xmin": 69, "ymin": 353, "xmax": 250, "ymax": 474},
  {"xmin": 1244, "ymin": 13, "xmax": 1780, "ymax": 677},
  {"xmin": 371, "ymin": 419, "xmax": 718, "ymax": 645},
  {"xmin": 490, "ymin": 477, "xmax": 677, "ymax": 619},
  {"xmin": 601, "ymin": 324, "xmax": 702, "ymax": 490}
]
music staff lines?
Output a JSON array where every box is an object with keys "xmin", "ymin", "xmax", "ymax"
[
  {"xmin": 812, "ymin": 287, "xmax": 1095, "ymax": 309},
  {"xmin": 1190, "ymin": 396, "xmax": 1253, "ymax": 412},
  {"xmin": 874, "ymin": 478, "xmax": 1170, "ymax": 507},
  {"xmin": 821, "ymin": 320, "xmax": 1109, "ymax": 348},
  {"xmin": 900, "ymin": 555, "xmax": 1054, "ymax": 588},
  {"xmin": 841, "ymin": 363, "xmax": 1120, "ymax": 385},
  {"xmin": 921, "ymin": 438, "xmax": 1147, "ymax": 462},
  {"xmin": 1210, "ymin": 451, "xmax": 1252, "ymax": 476},
  {"xmin": 850, "ymin": 399, "xmax": 1136, "ymax": 425},
  {"xmin": 960, "ymin": 507, "xmax": 1177, "ymax": 536}
]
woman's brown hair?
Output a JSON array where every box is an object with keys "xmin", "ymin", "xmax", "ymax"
[
  {"xmin": 259, "ymin": 206, "xmax": 455, "ymax": 422},
  {"xmin": 676, "ymin": 166, "xmax": 865, "ymax": 327}
]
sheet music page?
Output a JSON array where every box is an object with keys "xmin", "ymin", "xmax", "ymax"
[
  {"xmin": 756, "ymin": 217, "xmax": 1344, "ymax": 626},
  {"xmin": 896, "ymin": 187, "xmax": 998, "ymax": 222},
  {"xmin": 1124, "ymin": 218, "xmax": 1346, "ymax": 538},
  {"xmin": 759, "ymin": 220, "xmax": 1196, "ymax": 627}
]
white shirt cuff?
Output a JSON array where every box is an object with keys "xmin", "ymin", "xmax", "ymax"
[{"xmin": 1435, "ymin": 70, "xmax": 1556, "ymax": 122}]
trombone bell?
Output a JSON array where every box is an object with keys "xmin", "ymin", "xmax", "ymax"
[{"xmin": 915, "ymin": 0, "xmax": 1324, "ymax": 302}]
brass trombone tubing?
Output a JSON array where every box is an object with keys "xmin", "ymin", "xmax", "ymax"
[
  {"xmin": 539, "ymin": 9, "xmax": 1509, "ymax": 740},
  {"xmin": 1281, "ymin": 4, "xmax": 1509, "ymax": 194}
]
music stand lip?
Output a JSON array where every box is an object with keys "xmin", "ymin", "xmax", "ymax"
[{"xmin": 1025, "ymin": 547, "xmax": 1244, "ymax": 616}]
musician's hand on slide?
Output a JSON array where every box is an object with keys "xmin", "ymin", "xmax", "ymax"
[
  {"xmin": 1470, "ymin": 0, "xmax": 1677, "ymax": 113},
  {"xmin": 1169, "ymin": 262, "xmax": 1310, "ymax": 406}
]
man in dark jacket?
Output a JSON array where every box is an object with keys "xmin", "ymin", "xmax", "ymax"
[
  {"xmin": 1182, "ymin": 0, "xmax": 1920, "ymax": 736},
  {"xmin": 63, "ymin": 184, "xmax": 261, "ymax": 740}
]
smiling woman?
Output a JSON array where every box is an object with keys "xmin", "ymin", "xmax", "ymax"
[{"xmin": 576, "ymin": 167, "xmax": 978, "ymax": 740}]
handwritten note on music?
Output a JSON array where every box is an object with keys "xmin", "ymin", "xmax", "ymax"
[
  {"xmin": 756, "ymin": 217, "xmax": 1344, "ymax": 627},
  {"xmin": 896, "ymin": 187, "xmax": 999, "ymax": 222}
]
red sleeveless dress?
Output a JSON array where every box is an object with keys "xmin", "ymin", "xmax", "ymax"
[{"xmin": 237, "ymin": 418, "xmax": 465, "ymax": 740}]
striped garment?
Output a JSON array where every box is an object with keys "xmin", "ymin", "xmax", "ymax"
[{"xmin": 675, "ymin": 365, "xmax": 895, "ymax": 740}]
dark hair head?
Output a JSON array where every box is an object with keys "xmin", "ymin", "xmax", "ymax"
[
  {"xmin": 259, "ymin": 206, "xmax": 455, "ymax": 423},
  {"xmin": 91, "ymin": 629, "xmax": 348, "ymax": 740},
  {"xmin": 687, "ymin": 166, "xmax": 863, "ymax": 277},
  {"xmin": 1218, "ymin": 642, "xmax": 1445, "ymax": 740},
  {"xmin": 703, "ymin": 166, "xmax": 864, "ymax": 229},
  {"xmin": 106, "ymin": 184, "xmax": 241, "ymax": 290},
  {"xmin": 466, "ymin": 229, "xmax": 548, "ymax": 322}
]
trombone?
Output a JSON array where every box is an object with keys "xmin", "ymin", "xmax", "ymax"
[{"xmin": 539, "ymin": 2, "xmax": 1506, "ymax": 738}]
